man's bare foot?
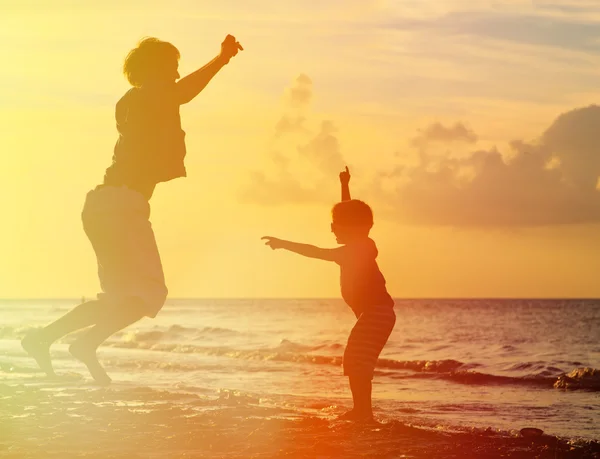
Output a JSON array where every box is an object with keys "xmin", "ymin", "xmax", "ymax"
[
  {"xmin": 69, "ymin": 342, "xmax": 112, "ymax": 386},
  {"xmin": 21, "ymin": 332, "xmax": 56, "ymax": 377}
]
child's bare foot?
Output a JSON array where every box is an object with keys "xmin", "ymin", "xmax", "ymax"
[
  {"xmin": 337, "ymin": 409, "xmax": 359, "ymax": 421},
  {"xmin": 21, "ymin": 333, "xmax": 56, "ymax": 377},
  {"xmin": 337, "ymin": 409, "xmax": 376, "ymax": 423},
  {"xmin": 69, "ymin": 342, "xmax": 112, "ymax": 386}
]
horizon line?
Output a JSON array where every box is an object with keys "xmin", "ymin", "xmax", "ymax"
[{"xmin": 1, "ymin": 297, "xmax": 599, "ymax": 301}]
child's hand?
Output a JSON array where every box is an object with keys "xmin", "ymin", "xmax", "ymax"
[
  {"xmin": 262, "ymin": 236, "xmax": 285, "ymax": 250},
  {"xmin": 339, "ymin": 166, "xmax": 351, "ymax": 185},
  {"xmin": 220, "ymin": 34, "xmax": 243, "ymax": 64}
]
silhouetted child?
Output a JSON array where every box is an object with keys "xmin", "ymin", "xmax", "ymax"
[
  {"xmin": 262, "ymin": 167, "xmax": 396, "ymax": 421},
  {"xmin": 22, "ymin": 35, "xmax": 242, "ymax": 385}
]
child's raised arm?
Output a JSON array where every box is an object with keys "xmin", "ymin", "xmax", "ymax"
[
  {"xmin": 339, "ymin": 166, "xmax": 351, "ymax": 202},
  {"xmin": 176, "ymin": 34, "xmax": 242, "ymax": 104},
  {"xmin": 262, "ymin": 236, "xmax": 344, "ymax": 263}
]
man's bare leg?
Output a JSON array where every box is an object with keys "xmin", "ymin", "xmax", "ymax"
[
  {"xmin": 21, "ymin": 300, "xmax": 104, "ymax": 376},
  {"xmin": 69, "ymin": 300, "xmax": 145, "ymax": 385}
]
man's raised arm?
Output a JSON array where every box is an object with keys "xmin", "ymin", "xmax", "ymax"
[{"xmin": 176, "ymin": 35, "xmax": 242, "ymax": 104}]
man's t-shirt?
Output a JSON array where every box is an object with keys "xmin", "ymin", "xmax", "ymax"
[
  {"xmin": 334, "ymin": 238, "xmax": 394, "ymax": 317},
  {"xmin": 103, "ymin": 85, "xmax": 187, "ymax": 199}
]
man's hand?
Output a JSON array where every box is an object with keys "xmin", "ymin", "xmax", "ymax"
[
  {"xmin": 220, "ymin": 34, "xmax": 243, "ymax": 64},
  {"xmin": 262, "ymin": 236, "xmax": 285, "ymax": 250},
  {"xmin": 175, "ymin": 35, "xmax": 242, "ymax": 104},
  {"xmin": 339, "ymin": 166, "xmax": 351, "ymax": 185}
]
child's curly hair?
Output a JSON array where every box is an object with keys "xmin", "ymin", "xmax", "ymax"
[
  {"xmin": 331, "ymin": 200, "xmax": 374, "ymax": 229},
  {"xmin": 123, "ymin": 37, "xmax": 180, "ymax": 87}
]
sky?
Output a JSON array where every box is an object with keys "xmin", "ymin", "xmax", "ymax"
[{"xmin": 1, "ymin": 0, "xmax": 600, "ymax": 298}]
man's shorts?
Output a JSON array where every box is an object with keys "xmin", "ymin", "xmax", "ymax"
[
  {"xmin": 81, "ymin": 185, "xmax": 168, "ymax": 318},
  {"xmin": 343, "ymin": 305, "xmax": 396, "ymax": 379}
]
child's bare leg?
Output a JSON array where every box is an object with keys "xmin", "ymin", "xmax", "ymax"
[
  {"xmin": 349, "ymin": 375, "xmax": 373, "ymax": 419},
  {"xmin": 337, "ymin": 375, "xmax": 373, "ymax": 420},
  {"xmin": 69, "ymin": 300, "xmax": 145, "ymax": 385},
  {"xmin": 22, "ymin": 300, "xmax": 104, "ymax": 376}
]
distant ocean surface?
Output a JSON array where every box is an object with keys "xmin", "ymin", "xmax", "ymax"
[{"xmin": 1, "ymin": 298, "xmax": 599, "ymax": 440}]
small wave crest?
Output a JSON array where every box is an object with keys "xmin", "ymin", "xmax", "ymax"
[
  {"xmin": 377, "ymin": 358, "xmax": 471, "ymax": 372},
  {"xmin": 105, "ymin": 339, "xmax": 474, "ymax": 374},
  {"xmin": 504, "ymin": 361, "xmax": 566, "ymax": 378},
  {"xmin": 117, "ymin": 325, "xmax": 247, "ymax": 344},
  {"xmin": 390, "ymin": 367, "xmax": 600, "ymax": 391},
  {"xmin": 554, "ymin": 367, "xmax": 600, "ymax": 390},
  {"xmin": 390, "ymin": 370, "xmax": 557, "ymax": 388},
  {"xmin": 104, "ymin": 339, "xmax": 600, "ymax": 391},
  {"xmin": 0, "ymin": 325, "xmax": 38, "ymax": 340}
]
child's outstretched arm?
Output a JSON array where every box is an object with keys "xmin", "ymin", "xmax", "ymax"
[
  {"xmin": 339, "ymin": 166, "xmax": 351, "ymax": 201},
  {"xmin": 176, "ymin": 34, "xmax": 243, "ymax": 104},
  {"xmin": 262, "ymin": 237, "xmax": 344, "ymax": 262}
]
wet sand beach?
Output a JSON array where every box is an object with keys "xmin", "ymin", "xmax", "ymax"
[{"xmin": 1, "ymin": 383, "xmax": 598, "ymax": 459}]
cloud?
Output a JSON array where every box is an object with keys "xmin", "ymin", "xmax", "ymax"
[
  {"xmin": 241, "ymin": 75, "xmax": 600, "ymax": 228},
  {"xmin": 297, "ymin": 120, "xmax": 346, "ymax": 175},
  {"xmin": 376, "ymin": 106, "xmax": 600, "ymax": 227},
  {"xmin": 383, "ymin": 10, "xmax": 600, "ymax": 54},
  {"xmin": 533, "ymin": 1, "xmax": 600, "ymax": 15},
  {"xmin": 239, "ymin": 75, "xmax": 347, "ymax": 206},
  {"xmin": 541, "ymin": 105, "xmax": 600, "ymax": 188},
  {"xmin": 287, "ymin": 73, "xmax": 313, "ymax": 108},
  {"xmin": 240, "ymin": 170, "xmax": 322, "ymax": 205},
  {"xmin": 274, "ymin": 115, "xmax": 308, "ymax": 138},
  {"xmin": 411, "ymin": 122, "xmax": 478, "ymax": 149}
]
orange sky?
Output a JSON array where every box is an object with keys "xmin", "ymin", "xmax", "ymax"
[{"xmin": 1, "ymin": 0, "xmax": 600, "ymax": 298}]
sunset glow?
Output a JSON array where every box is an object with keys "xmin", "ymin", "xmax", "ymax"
[{"xmin": 2, "ymin": 0, "xmax": 600, "ymax": 299}]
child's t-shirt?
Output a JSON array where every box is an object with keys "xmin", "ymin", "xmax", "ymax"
[
  {"xmin": 334, "ymin": 237, "xmax": 394, "ymax": 317},
  {"xmin": 103, "ymin": 85, "xmax": 187, "ymax": 199}
]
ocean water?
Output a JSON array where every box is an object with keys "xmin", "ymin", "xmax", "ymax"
[{"xmin": 1, "ymin": 298, "xmax": 599, "ymax": 441}]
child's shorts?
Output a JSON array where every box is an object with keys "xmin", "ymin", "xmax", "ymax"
[
  {"xmin": 81, "ymin": 185, "xmax": 168, "ymax": 318},
  {"xmin": 343, "ymin": 305, "xmax": 396, "ymax": 379}
]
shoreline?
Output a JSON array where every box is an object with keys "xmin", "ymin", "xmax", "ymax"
[{"xmin": 1, "ymin": 383, "xmax": 598, "ymax": 459}]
